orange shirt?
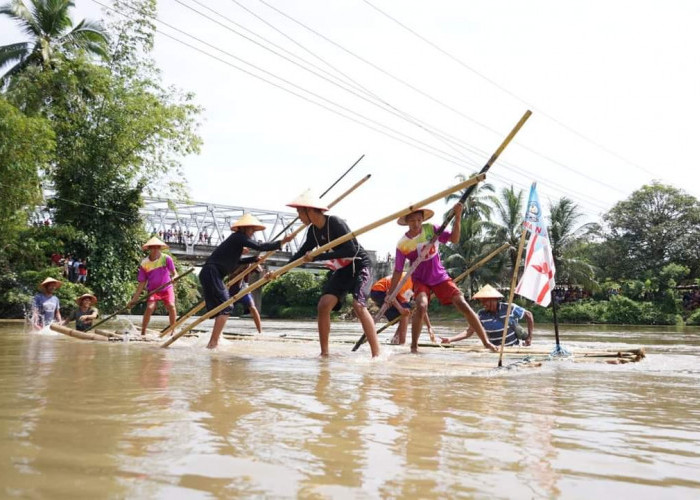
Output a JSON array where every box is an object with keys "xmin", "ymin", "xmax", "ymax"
[{"xmin": 371, "ymin": 275, "xmax": 413, "ymax": 303}]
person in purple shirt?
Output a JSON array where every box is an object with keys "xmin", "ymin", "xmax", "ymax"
[
  {"xmin": 387, "ymin": 205, "xmax": 496, "ymax": 353},
  {"xmin": 128, "ymin": 237, "xmax": 178, "ymax": 335}
]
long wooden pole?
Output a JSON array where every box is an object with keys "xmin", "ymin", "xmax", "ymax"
[
  {"xmin": 373, "ymin": 110, "xmax": 532, "ymax": 323},
  {"xmin": 497, "ymin": 229, "xmax": 528, "ymax": 367},
  {"xmin": 162, "ymin": 174, "xmax": 486, "ymax": 348},
  {"xmin": 352, "ymin": 242, "xmax": 510, "ymax": 351},
  {"xmin": 86, "ymin": 267, "xmax": 194, "ymax": 331},
  {"xmin": 158, "ymin": 174, "xmax": 372, "ymax": 337}
]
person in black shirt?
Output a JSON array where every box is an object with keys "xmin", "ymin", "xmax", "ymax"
[
  {"xmin": 200, "ymin": 213, "xmax": 292, "ymax": 348},
  {"xmin": 287, "ymin": 190, "xmax": 380, "ymax": 358}
]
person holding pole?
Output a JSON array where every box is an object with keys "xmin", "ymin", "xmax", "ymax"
[
  {"xmin": 439, "ymin": 284, "xmax": 533, "ymax": 347},
  {"xmin": 200, "ymin": 214, "xmax": 293, "ymax": 349},
  {"xmin": 287, "ymin": 190, "xmax": 380, "ymax": 358},
  {"xmin": 128, "ymin": 237, "xmax": 178, "ymax": 336},
  {"xmin": 386, "ymin": 205, "xmax": 497, "ymax": 353}
]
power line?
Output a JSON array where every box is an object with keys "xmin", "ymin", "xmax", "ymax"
[{"xmin": 359, "ymin": 0, "xmax": 660, "ymax": 180}]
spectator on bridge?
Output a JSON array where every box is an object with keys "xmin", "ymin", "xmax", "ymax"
[
  {"xmin": 287, "ymin": 190, "xmax": 381, "ymax": 358},
  {"xmin": 128, "ymin": 237, "xmax": 178, "ymax": 336},
  {"xmin": 199, "ymin": 214, "xmax": 293, "ymax": 349}
]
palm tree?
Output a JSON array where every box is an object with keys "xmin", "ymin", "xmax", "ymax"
[
  {"xmin": 0, "ymin": 0, "xmax": 108, "ymax": 85},
  {"xmin": 548, "ymin": 197, "xmax": 600, "ymax": 290},
  {"xmin": 488, "ymin": 185, "xmax": 525, "ymax": 280}
]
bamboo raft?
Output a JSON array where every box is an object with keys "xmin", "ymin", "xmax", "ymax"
[{"xmin": 48, "ymin": 324, "xmax": 645, "ymax": 365}]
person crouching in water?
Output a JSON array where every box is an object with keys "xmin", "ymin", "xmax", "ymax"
[
  {"xmin": 128, "ymin": 237, "xmax": 178, "ymax": 336},
  {"xmin": 440, "ymin": 284, "xmax": 533, "ymax": 347},
  {"xmin": 200, "ymin": 214, "xmax": 293, "ymax": 349},
  {"xmin": 287, "ymin": 190, "xmax": 380, "ymax": 358},
  {"xmin": 31, "ymin": 277, "xmax": 62, "ymax": 329},
  {"xmin": 228, "ymin": 263, "xmax": 264, "ymax": 334},
  {"xmin": 67, "ymin": 294, "xmax": 99, "ymax": 332}
]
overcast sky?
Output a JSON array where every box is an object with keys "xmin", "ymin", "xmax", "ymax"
[{"xmin": 2, "ymin": 0, "xmax": 699, "ymax": 255}]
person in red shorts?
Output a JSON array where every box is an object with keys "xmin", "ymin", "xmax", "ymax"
[
  {"xmin": 386, "ymin": 205, "xmax": 496, "ymax": 353},
  {"xmin": 128, "ymin": 236, "xmax": 178, "ymax": 335}
]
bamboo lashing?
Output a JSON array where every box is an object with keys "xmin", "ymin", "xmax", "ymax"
[
  {"xmin": 158, "ymin": 173, "xmax": 372, "ymax": 338},
  {"xmin": 87, "ymin": 267, "xmax": 194, "ymax": 331},
  {"xmin": 372, "ymin": 110, "xmax": 532, "ymax": 324},
  {"xmin": 162, "ymin": 173, "xmax": 486, "ymax": 348}
]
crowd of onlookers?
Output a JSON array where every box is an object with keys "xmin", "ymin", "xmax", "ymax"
[
  {"xmin": 157, "ymin": 229, "xmax": 212, "ymax": 245},
  {"xmin": 50, "ymin": 253, "xmax": 88, "ymax": 284},
  {"xmin": 552, "ymin": 286, "xmax": 589, "ymax": 304}
]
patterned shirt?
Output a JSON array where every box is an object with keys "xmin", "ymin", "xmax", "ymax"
[
  {"xmin": 33, "ymin": 294, "xmax": 60, "ymax": 326},
  {"xmin": 138, "ymin": 254, "xmax": 176, "ymax": 292},
  {"xmin": 394, "ymin": 224, "xmax": 452, "ymax": 287},
  {"xmin": 479, "ymin": 302, "xmax": 526, "ymax": 347}
]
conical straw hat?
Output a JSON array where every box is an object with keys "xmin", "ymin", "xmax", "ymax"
[
  {"xmin": 472, "ymin": 284, "xmax": 504, "ymax": 300},
  {"xmin": 38, "ymin": 277, "xmax": 62, "ymax": 291},
  {"xmin": 230, "ymin": 213, "xmax": 266, "ymax": 232},
  {"xmin": 142, "ymin": 236, "xmax": 169, "ymax": 250},
  {"xmin": 286, "ymin": 189, "xmax": 328, "ymax": 211},
  {"xmin": 75, "ymin": 293, "xmax": 97, "ymax": 305},
  {"xmin": 397, "ymin": 208, "xmax": 435, "ymax": 226}
]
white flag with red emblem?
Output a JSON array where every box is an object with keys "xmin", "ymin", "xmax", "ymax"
[{"xmin": 515, "ymin": 183, "xmax": 556, "ymax": 306}]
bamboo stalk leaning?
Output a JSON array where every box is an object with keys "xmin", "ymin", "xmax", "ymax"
[
  {"xmin": 497, "ymin": 229, "xmax": 528, "ymax": 367},
  {"xmin": 87, "ymin": 268, "xmax": 194, "ymax": 332},
  {"xmin": 158, "ymin": 174, "xmax": 372, "ymax": 338},
  {"xmin": 162, "ymin": 174, "xmax": 486, "ymax": 348}
]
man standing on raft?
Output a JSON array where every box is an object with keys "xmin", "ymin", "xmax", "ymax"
[
  {"xmin": 387, "ymin": 205, "xmax": 497, "ymax": 353},
  {"xmin": 287, "ymin": 190, "xmax": 380, "ymax": 358},
  {"xmin": 200, "ymin": 214, "xmax": 293, "ymax": 349}
]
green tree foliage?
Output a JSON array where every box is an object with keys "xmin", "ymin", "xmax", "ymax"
[
  {"xmin": 489, "ymin": 185, "xmax": 525, "ymax": 280},
  {"xmin": 262, "ymin": 271, "xmax": 325, "ymax": 317},
  {"xmin": 1, "ymin": 0, "xmax": 201, "ymax": 311},
  {"xmin": 547, "ymin": 196, "xmax": 599, "ymax": 290},
  {"xmin": 0, "ymin": 98, "xmax": 54, "ymax": 248},
  {"xmin": 0, "ymin": 0, "xmax": 108, "ymax": 86},
  {"xmin": 599, "ymin": 182, "xmax": 700, "ymax": 279}
]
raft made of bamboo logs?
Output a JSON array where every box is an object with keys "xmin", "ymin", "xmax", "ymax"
[{"xmin": 51, "ymin": 324, "xmax": 109, "ymax": 341}]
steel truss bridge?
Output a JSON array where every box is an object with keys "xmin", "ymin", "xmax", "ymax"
[{"xmin": 141, "ymin": 197, "xmax": 315, "ymax": 268}]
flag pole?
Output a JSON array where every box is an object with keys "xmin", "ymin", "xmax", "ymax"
[
  {"xmin": 497, "ymin": 228, "xmax": 528, "ymax": 367},
  {"xmin": 549, "ymin": 257, "xmax": 570, "ymax": 357}
]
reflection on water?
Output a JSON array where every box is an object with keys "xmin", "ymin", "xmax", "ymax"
[{"xmin": 1, "ymin": 320, "xmax": 699, "ymax": 498}]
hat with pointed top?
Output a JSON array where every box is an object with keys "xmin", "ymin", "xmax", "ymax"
[
  {"xmin": 38, "ymin": 277, "xmax": 62, "ymax": 291},
  {"xmin": 230, "ymin": 213, "xmax": 266, "ymax": 232},
  {"xmin": 397, "ymin": 208, "xmax": 435, "ymax": 226},
  {"xmin": 286, "ymin": 189, "xmax": 329, "ymax": 211},
  {"xmin": 142, "ymin": 236, "xmax": 169, "ymax": 250},
  {"xmin": 472, "ymin": 284, "xmax": 504, "ymax": 300}
]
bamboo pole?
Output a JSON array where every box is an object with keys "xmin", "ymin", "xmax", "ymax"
[
  {"xmin": 93, "ymin": 328, "xmax": 125, "ymax": 340},
  {"xmin": 50, "ymin": 324, "xmax": 109, "ymax": 341},
  {"xmin": 373, "ymin": 110, "xmax": 532, "ymax": 323},
  {"xmin": 158, "ymin": 173, "xmax": 372, "ymax": 337},
  {"xmin": 497, "ymin": 228, "xmax": 528, "ymax": 367},
  {"xmin": 162, "ymin": 173, "xmax": 486, "ymax": 348},
  {"xmin": 352, "ymin": 242, "xmax": 510, "ymax": 351},
  {"xmin": 87, "ymin": 268, "xmax": 194, "ymax": 331}
]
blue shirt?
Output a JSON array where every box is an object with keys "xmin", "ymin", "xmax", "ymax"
[
  {"xmin": 33, "ymin": 294, "xmax": 60, "ymax": 326},
  {"xmin": 478, "ymin": 302, "xmax": 525, "ymax": 346}
]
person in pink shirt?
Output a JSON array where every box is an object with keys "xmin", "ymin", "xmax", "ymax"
[
  {"xmin": 128, "ymin": 236, "xmax": 178, "ymax": 335},
  {"xmin": 387, "ymin": 205, "xmax": 496, "ymax": 353}
]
